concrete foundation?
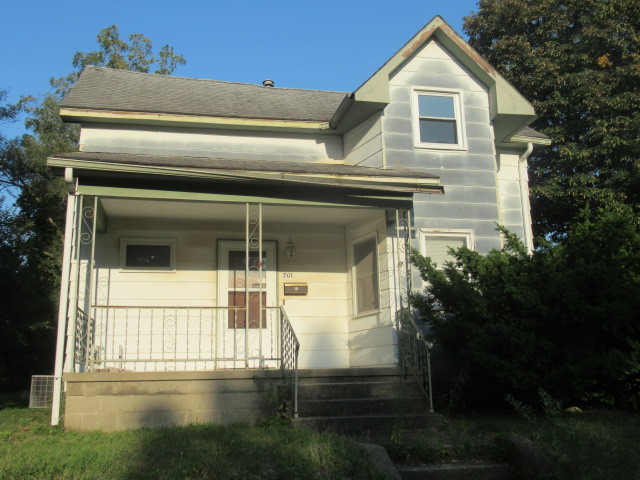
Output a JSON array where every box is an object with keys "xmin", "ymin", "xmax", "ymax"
[{"xmin": 63, "ymin": 370, "xmax": 281, "ymax": 431}]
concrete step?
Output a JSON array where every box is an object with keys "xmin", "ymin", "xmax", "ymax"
[
  {"xmin": 296, "ymin": 367, "xmax": 411, "ymax": 384},
  {"xmin": 293, "ymin": 413, "xmax": 442, "ymax": 435},
  {"xmin": 297, "ymin": 396, "xmax": 428, "ymax": 417},
  {"xmin": 398, "ymin": 463, "xmax": 513, "ymax": 480},
  {"xmin": 295, "ymin": 381, "xmax": 423, "ymax": 400}
]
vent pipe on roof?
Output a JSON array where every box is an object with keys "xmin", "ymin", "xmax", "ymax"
[{"xmin": 262, "ymin": 79, "xmax": 275, "ymax": 87}]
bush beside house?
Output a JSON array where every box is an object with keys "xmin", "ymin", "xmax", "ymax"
[{"xmin": 411, "ymin": 205, "xmax": 640, "ymax": 411}]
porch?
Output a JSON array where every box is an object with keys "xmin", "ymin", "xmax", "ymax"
[{"xmin": 53, "ymin": 192, "xmax": 422, "ymax": 427}]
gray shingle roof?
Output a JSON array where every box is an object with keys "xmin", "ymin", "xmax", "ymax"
[
  {"xmin": 52, "ymin": 151, "xmax": 438, "ymax": 179},
  {"xmin": 513, "ymin": 126, "xmax": 550, "ymax": 141},
  {"xmin": 60, "ymin": 66, "xmax": 349, "ymax": 122}
]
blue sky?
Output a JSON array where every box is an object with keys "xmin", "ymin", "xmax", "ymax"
[{"xmin": 1, "ymin": 0, "xmax": 480, "ymax": 137}]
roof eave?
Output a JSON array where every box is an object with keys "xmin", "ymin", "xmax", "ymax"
[
  {"xmin": 47, "ymin": 156, "xmax": 442, "ymax": 194},
  {"xmin": 59, "ymin": 107, "xmax": 334, "ymax": 133}
]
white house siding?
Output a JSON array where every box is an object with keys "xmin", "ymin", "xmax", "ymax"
[
  {"xmin": 386, "ymin": 39, "xmax": 503, "ymax": 257},
  {"xmin": 79, "ymin": 123, "xmax": 343, "ymax": 163},
  {"xmin": 92, "ymin": 216, "xmax": 350, "ymax": 371},
  {"xmin": 496, "ymin": 150, "xmax": 530, "ymax": 243},
  {"xmin": 345, "ymin": 212, "xmax": 396, "ymax": 367},
  {"xmin": 343, "ymin": 113, "xmax": 384, "ymax": 168}
]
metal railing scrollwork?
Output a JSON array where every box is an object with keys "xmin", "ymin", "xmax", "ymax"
[{"xmin": 279, "ymin": 306, "xmax": 300, "ymax": 418}]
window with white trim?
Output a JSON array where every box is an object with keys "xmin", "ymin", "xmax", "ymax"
[
  {"xmin": 419, "ymin": 229, "xmax": 474, "ymax": 269},
  {"xmin": 120, "ymin": 238, "xmax": 176, "ymax": 271},
  {"xmin": 412, "ymin": 90, "xmax": 466, "ymax": 150},
  {"xmin": 353, "ymin": 235, "xmax": 380, "ymax": 315}
]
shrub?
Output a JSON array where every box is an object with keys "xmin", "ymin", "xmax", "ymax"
[{"xmin": 410, "ymin": 206, "xmax": 640, "ymax": 410}]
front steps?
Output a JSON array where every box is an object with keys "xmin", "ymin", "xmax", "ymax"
[
  {"xmin": 290, "ymin": 367, "xmax": 440, "ymax": 435},
  {"xmin": 289, "ymin": 368, "xmax": 514, "ymax": 479}
]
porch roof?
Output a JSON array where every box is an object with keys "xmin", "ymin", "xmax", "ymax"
[{"xmin": 49, "ymin": 151, "xmax": 441, "ymax": 193}]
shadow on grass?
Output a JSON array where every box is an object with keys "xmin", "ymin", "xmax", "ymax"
[{"xmin": 119, "ymin": 419, "xmax": 388, "ymax": 480}]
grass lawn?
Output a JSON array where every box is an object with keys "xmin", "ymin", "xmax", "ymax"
[
  {"xmin": 0, "ymin": 407, "xmax": 389, "ymax": 480},
  {"xmin": 2, "ymin": 398, "xmax": 639, "ymax": 480}
]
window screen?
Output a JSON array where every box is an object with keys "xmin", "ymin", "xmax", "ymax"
[{"xmin": 354, "ymin": 237, "xmax": 379, "ymax": 314}]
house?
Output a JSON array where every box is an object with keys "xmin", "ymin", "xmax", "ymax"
[{"xmin": 48, "ymin": 16, "xmax": 549, "ymax": 430}]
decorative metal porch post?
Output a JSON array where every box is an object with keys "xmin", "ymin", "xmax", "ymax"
[{"xmin": 245, "ymin": 202, "xmax": 263, "ymax": 368}]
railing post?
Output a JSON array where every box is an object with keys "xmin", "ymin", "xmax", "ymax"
[{"xmin": 51, "ymin": 192, "xmax": 79, "ymax": 426}]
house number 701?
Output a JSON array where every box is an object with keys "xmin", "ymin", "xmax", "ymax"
[{"xmin": 282, "ymin": 273, "xmax": 293, "ymax": 278}]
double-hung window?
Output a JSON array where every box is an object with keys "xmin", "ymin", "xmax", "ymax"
[
  {"xmin": 412, "ymin": 90, "xmax": 465, "ymax": 150},
  {"xmin": 419, "ymin": 229, "xmax": 474, "ymax": 269}
]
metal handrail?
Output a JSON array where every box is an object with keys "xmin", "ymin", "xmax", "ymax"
[
  {"xmin": 279, "ymin": 306, "xmax": 300, "ymax": 418},
  {"xmin": 398, "ymin": 308, "xmax": 434, "ymax": 413}
]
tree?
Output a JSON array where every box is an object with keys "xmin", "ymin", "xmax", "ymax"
[
  {"xmin": 464, "ymin": 0, "xmax": 640, "ymax": 239},
  {"xmin": 411, "ymin": 207, "xmax": 640, "ymax": 410},
  {"xmin": 0, "ymin": 26, "xmax": 186, "ymax": 391}
]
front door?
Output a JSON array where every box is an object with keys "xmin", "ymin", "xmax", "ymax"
[{"xmin": 218, "ymin": 240, "xmax": 278, "ymax": 368}]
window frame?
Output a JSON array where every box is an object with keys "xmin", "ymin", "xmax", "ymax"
[
  {"xmin": 119, "ymin": 238, "xmax": 177, "ymax": 272},
  {"xmin": 411, "ymin": 88, "xmax": 467, "ymax": 151},
  {"xmin": 351, "ymin": 233, "xmax": 381, "ymax": 317},
  {"xmin": 419, "ymin": 228, "xmax": 475, "ymax": 269}
]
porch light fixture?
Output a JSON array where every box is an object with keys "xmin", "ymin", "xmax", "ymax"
[{"xmin": 285, "ymin": 238, "xmax": 296, "ymax": 263}]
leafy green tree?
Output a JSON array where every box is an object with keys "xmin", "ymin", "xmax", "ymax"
[
  {"xmin": 411, "ymin": 207, "xmax": 640, "ymax": 410},
  {"xmin": 464, "ymin": 0, "xmax": 640, "ymax": 239},
  {"xmin": 0, "ymin": 26, "xmax": 186, "ymax": 390},
  {"xmin": 52, "ymin": 25, "xmax": 186, "ymax": 96}
]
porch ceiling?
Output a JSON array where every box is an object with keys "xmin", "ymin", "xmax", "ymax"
[{"xmin": 101, "ymin": 197, "xmax": 382, "ymax": 225}]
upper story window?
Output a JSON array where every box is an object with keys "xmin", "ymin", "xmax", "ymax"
[{"xmin": 412, "ymin": 89, "xmax": 466, "ymax": 150}]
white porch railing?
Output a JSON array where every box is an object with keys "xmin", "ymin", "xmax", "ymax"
[{"xmin": 75, "ymin": 305, "xmax": 298, "ymax": 375}]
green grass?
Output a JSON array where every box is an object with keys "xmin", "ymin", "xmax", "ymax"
[
  {"xmin": 0, "ymin": 408, "xmax": 389, "ymax": 480},
  {"xmin": 382, "ymin": 411, "xmax": 640, "ymax": 480}
]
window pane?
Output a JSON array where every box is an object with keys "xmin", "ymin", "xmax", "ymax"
[
  {"xmin": 418, "ymin": 95, "xmax": 455, "ymax": 118},
  {"xmin": 125, "ymin": 244, "xmax": 172, "ymax": 268},
  {"xmin": 354, "ymin": 237, "xmax": 379, "ymax": 314},
  {"xmin": 419, "ymin": 119, "xmax": 457, "ymax": 144},
  {"xmin": 228, "ymin": 251, "xmax": 266, "ymax": 289},
  {"xmin": 425, "ymin": 236, "xmax": 467, "ymax": 267}
]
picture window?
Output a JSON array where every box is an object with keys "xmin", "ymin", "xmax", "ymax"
[{"xmin": 120, "ymin": 239, "xmax": 176, "ymax": 271}]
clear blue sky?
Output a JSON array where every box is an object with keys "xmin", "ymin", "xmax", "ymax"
[{"xmin": 1, "ymin": 0, "xmax": 480, "ymax": 138}]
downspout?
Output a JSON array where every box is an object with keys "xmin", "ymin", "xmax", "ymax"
[
  {"xmin": 519, "ymin": 143, "xmax": 534, "ymax": 253},
  {"xmin": 51, "ymin": 168, "xmax": 77, "ymax": 426}
]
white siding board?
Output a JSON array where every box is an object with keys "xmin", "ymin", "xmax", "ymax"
[
  {"xmin": 344, "ymin": 113, "xmax": 384, "ymax": 168},
  {"xmin": 81, "ymin": 124, "xmax": 344, "ymax": 162},
  {"xmin": 349, "ymin": 344, "xmax": 396, "ymax": 368},
  {"xmin": 414, "ymin": 201, "xmax": 499, "ymax": 220}
]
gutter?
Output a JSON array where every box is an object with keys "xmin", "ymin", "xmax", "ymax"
[
  {"xmin": 59, "ymin": 108, "xmax": 331, "ymax": 132},
  {"xmin": 519, "ymin": 143, "xmax": 534, "ymax": 253},
  {"xmin": 48, "ymin": 157, "xmax": 443, "ymax": 194}
]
